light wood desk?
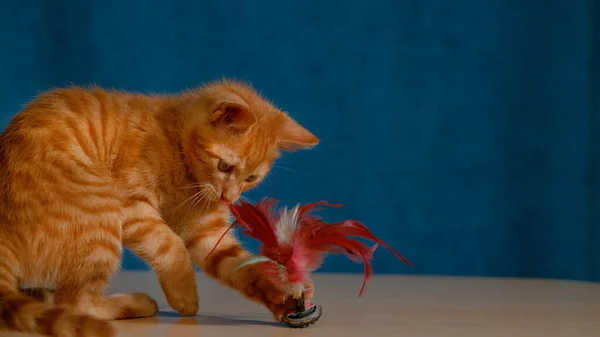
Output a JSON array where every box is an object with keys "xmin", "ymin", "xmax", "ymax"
[{"xmin": 4, "ymin": 272, "xmax": 600, "ymax": 337}]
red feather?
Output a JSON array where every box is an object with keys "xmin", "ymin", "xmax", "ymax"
[{"xmin": 206, "ymin": 197, "xmax": 413, "ymax": 296}]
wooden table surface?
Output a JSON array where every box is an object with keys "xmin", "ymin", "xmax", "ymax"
[{"xmin": 5, "ymin": 271, "xmax": 600, "ymax": 337}]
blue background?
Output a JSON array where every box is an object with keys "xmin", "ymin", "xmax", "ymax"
[{"xmin": 0, "ymin": 0, "xmax": 598, "ymax": 281}]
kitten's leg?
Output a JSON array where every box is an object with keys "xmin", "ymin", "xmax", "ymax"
[
  {"xmin": 98, "ymin": 293, "xmax": 159, "ymax": 320},
  {"xmin": 19, "ymin": 287, "xmax": 157, "ymax": 319},
  {"xmin": 184, "ymin": 214, "xmax": 312, "ymax": 322},
  {"xmin": 54, "ymin": 282, "xmax": 158, "ymax": 320},
  {"xmin": 104, "ymin": 293, "xmax": 158, "ymax": 319},
  {"xmin": 50, "ymin": 227, "xmax": 159, "ymax": 321},
  {"xmin": 121, "ymin": 198, "xmax": 199, "ymax": 316},
  {"xmin": 19, "ymin": 287, "xmax": 55, "ymax": 302}
]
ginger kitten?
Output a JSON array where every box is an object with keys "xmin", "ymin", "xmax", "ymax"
[{"xmin": 0, "ymin": 79, "xmax": 319, "ymax": 337}]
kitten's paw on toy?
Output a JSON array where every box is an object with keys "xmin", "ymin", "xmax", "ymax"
[
  {"xmin": 297, "ymin": 281, "xmax": 315, "ymax": 300},
  {"xmin": 234, "ymin": 261, "xmax": 315, "ymax": 322},
  {"xmin": 234, "ymin": 261, "xmax": 288, "ymax": 318}
]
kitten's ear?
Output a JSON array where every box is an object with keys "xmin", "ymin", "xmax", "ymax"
[
  {"xmin": 277, "ymin": 114, "xmax": 319, "ymax": 151},
  {"xmin": 210, "ymin": 97, "xmax": 256, "ymax": 134}
]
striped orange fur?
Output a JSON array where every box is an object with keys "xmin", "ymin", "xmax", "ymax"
[{"xmin": 0, "ymin": 79, "xmax": 319, "ymax": 336}]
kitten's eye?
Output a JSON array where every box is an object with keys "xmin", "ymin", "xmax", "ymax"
[
  {"xmin": 245, "ymin": 175, "xmax": 259, "ymax": 183},
  {"xmin": 217, "ymin": 159, "xmax": 233, "ymax": 172}
]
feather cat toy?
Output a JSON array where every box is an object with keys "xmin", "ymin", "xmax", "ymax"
[{"xmin": 207, "ymin": 198, "xmax": 413, "ymax": 328}]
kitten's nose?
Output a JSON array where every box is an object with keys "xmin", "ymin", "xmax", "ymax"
[
  {"xmin": 220, "ymin": 187, "xmax": 239, "ymax": 204},
  {"xmin": 220, "ymin": 191, "xmax": 237, "ymax": 204}
]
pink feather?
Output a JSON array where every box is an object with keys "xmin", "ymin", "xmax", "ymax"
[{"xmin": 206, "ymin": 197, "xmax": 413, "ymax": 296}]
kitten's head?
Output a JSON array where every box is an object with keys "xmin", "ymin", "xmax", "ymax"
[{"xmin": 181, "ymin": 79, "xmax": 318, "ymax": 204}]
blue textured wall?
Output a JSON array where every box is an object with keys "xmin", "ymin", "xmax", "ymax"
[
  {"xmin": 592, "ymin": 0, "xmax": 600, "ymax": 282},
  {"xmin": 0, "ymin": 0, "xmax": 598, "ymax": 281}
]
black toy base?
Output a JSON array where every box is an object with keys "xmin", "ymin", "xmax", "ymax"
[{"xmin": 282, "ymin": 303, "xmax": 322, "ymax": 328}]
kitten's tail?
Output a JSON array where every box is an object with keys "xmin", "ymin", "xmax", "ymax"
[{"xmin": 0, "ymin": 272, "xmax": 114, "ymax": 336}]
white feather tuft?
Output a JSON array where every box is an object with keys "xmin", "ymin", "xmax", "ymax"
[
  {"xmin": 233, "ymin": 256, "xmax": 273, "ymax": 271},
  {"xmin": 275, "ymin": 204, "xmax": 300, "ymax": 244}
]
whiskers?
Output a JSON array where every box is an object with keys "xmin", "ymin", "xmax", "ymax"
[
  {"xmin": 175, "ymin": 183, "xmax": 217, "ymax": 217},
  {"xmin": 272, "ymin": 164, "xmax": 299, "ymax": 173},
  {"xmin": 178, "ymin": 183, "xmax": 208, "ymax": 190},
  {"xmin": 267, "ymin": 162, "xmax": 309, "ymax": 184},
  {"xmin": 239, "ymin": 195, "xmax": 256, "ymax": 205}
]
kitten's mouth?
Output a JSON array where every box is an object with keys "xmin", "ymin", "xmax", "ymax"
[{"xmin": 218, "ymin": 194, "xmax": 239, "ymax": 205}]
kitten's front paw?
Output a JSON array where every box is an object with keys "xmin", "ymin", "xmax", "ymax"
[
  {"xmin": 160, "ymin": 269, "xmax": 199, "ymax": 316},
  {"xmin": 164, "ymin": 287, "xmax": 199, "ymax": 316}
]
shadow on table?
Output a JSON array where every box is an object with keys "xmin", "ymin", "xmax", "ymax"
[{"xmin": 123, "ymin": 310, "xmax": 281, "ymax": 327}]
